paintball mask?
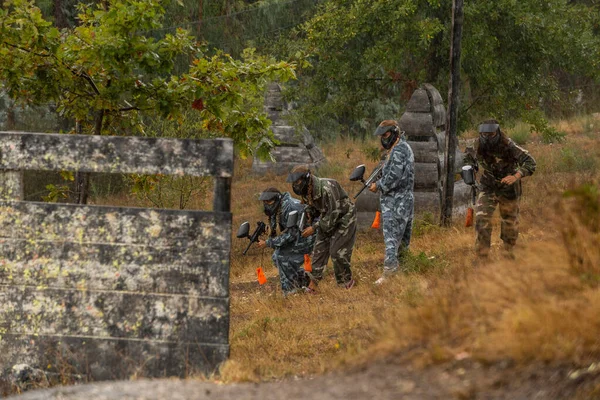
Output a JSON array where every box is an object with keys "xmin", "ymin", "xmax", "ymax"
[
  {"xmin": 287, "ymin": 170, "xmax": 311, "ymax": 197},
  {"xmin": 259, "ymin": 191, "xmax": 281, "ymax": 216},
  {"xmin": 478, "ymin": 123, "xmax": 501, "ymax": 147},
  {"xmin": 374, "ymin": 124, "xmax": 400, "ymax": 150}
]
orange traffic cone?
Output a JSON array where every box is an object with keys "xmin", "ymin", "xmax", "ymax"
[
  {"xmin": 256, "ymin": 267, "xmax": 267, "ymax": 285},
  {"xmin": 465, "ymin": 207, "xmax": 474, "ymax": 227},
  {"xmin": 304, "ymin": 254, "xmax": 312, "ymax": 272},
  {"xmin": 371, "ymin": 211, "xmax": 381, "ymax": 229}
]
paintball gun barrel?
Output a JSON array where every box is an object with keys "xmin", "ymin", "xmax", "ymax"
[
  {"xmin": 236, "ymin": 221, "xmax": 267, "ymax": 255},
  {"xmin": 349, "ymin": 163, "xmax": 384, "ymax": 199}
]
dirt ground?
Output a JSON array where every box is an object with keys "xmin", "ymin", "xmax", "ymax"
[{"xmin": 8, "ymin": 356, "xmax": 600, "ymax": 400}]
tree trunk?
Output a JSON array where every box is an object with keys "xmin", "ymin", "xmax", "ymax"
[
  {"xmin": 441, "ymin": 0, "xmax": 464, "ymax": 226},
  {"xmin": 6, "ymin": 103, "xmax": 16, "ymax": 130},
  {"xmin": 53, "ymin": 0, "xmax": 68, "ymax": 28}
]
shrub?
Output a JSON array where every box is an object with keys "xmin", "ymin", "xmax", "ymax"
[
  {"xmin": 557, "ymin": 146, "xmax": 597, "ymax": 173},
  {"xmin": 508, "ymin": 122, "xmax": 532, "ymax": 145}
]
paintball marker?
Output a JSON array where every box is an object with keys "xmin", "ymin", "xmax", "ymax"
[
  {"xmin": 349, "ymin": 162, "xmax": 384, "ymax": 199},
  {"xmin": 461, "ymin": 165, "xmax": 477, "ymax": 227},
  {"xmin": 236, "ymin": 221, "xmax": 267, "ymax": 255}
]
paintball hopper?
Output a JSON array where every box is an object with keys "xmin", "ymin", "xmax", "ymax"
[
  {"xmin": 349, "ymin": 164, "xmax": 366, "ymax": 182},
  {"xmin": 286, "ymin": 210, "xmax": 299, "ymax": 229},
  {"xmin": 236, "ymin": 221, "xmax": 250, "ymax": 239},
  {"xmin": 461, "ymin": 165, "xmax": 475, "ymax": 185}
]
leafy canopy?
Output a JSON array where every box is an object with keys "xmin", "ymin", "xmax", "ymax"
[
  {"xmin": 282, "ymin": 0, "xmax": 600, "ymax": 137},
  {"xmin": 0, "ymin": 0, "xmax": 296, "ymax": 159}
]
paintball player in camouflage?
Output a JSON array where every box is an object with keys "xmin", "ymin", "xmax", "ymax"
[
  {"xmin": 257, "ymin": 187, "xmax": 316, "ymax": 295},
  {"xmin": 464, "ymin": 119, "xmax": 536, "ymax": 260},
  {"xmin": 287, "ymin": 166, "xmax": 357, "ymax": 289},
  {"xmin": 369, "ymin": 120, "xmax": 415, "ymax": 285}
]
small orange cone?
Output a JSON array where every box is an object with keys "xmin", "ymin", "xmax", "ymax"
[
  {"xmin": 256, "ymin": 267, "xmax": 267, "ymax": 285},
  {"xmin": 371, "ymin": 211, "xmax": 381, "ymax": 229},
  {"xmin": 304, "ymin": 254, "xmax": 312, "ymax": 272},
  {"xmin": 465, "ymin": 207, "xmax": 474, "ymax": 227}
]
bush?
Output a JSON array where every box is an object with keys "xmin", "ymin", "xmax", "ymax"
[
  {"xmin": 524, "ymin": 109, "xmax": 566, "ymax": 144},
  {"xmin": 508, "ymin": 122, "xmax": 532, "ymax": 145},
  {"xmin": 557, "ymin": 146, "xmax": 597, "ymax": 173}
]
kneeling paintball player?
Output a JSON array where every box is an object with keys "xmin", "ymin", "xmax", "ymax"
[{"xmin": 256, "ymin": 187, "xmax": 316, "ymax": 295}]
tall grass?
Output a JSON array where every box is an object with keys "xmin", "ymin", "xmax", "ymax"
[{"xmin": 219, "ymin": 121, "xmax": 600, "ymax": 382}]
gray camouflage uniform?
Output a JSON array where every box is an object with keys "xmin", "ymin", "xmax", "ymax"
[
  {"xmin": 375, "ymin": 135, "xmax": 415, "ymax": 273},
  {"xmin": 305, "ymin": 176, "xmax": 356, "ymax": 286},
  {"xmin": 265, "ymin": 192, "xmax": 315, "ymax": 294}
]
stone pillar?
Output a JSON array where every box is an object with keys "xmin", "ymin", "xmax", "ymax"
[
  {"xmin": 252, "ymin": 83, "xmax": 325, "ymax": 175},
  {"xmin": 354, "ymin": 84, "xmax": 470, "ymax": 230}
]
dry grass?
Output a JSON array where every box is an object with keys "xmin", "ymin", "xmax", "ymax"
[
  {"xmin": 219, "ymin": 118, "xmax": 600, "ymax": 382},
  {"xmin": 91, "ymin": 116, "xmax": 600, "ymax": 383}
]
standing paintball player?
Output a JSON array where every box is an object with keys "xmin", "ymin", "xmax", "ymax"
[
  {"xmin": 368, "ymin": 120, "xmax": 415, "ymax": 285},
  {"xmin": 256, "ymin": 187, "xmax": 316, "ymax": 295},
  {"xmin": 287, "ymin": 166, "xmax": 356, "ymax": 289},
  {"xmin": 464, "ymin": 119, "xmax": 536, "ymax": 261}
]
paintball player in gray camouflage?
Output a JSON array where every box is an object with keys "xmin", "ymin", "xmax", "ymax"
[
  {"xmin": 287, "ymin": 166, "xmax": 356, "ymax": 289},
  {"xmin": 369, "ymin": 120, "xmax": 415, "ymax": 285},
  {"xmin": 257, "ymin": 187, "xmax": 316, "ymax": 295},
  {"xmin": 464, "ymin": 119, "xmax": 536, "ymax": 261}
]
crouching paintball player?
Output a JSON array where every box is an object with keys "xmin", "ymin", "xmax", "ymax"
[
  {"xmin": 256, "ymin": 187, "xmax": 316, "ymax": 295},
  {"xmin": 464, "ymin": 119, "xmax": 536, "ymax": 261},
  {"xmin": 287, "ymin": 165, "xmax": 357, "ymax": 289},
  {"xmin": 369, "ymin": 120, "xmax": 415, "ymax": 285}
]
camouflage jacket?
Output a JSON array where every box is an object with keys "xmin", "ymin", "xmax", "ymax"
[
  {"xmin": 266, "ymin": 192, "xmax": 314, "ymax": 254},
  {"xmin": 376, "ymin": 137, "xmax": 415, "ymax": 197},
  {"xmin": 306, "ymin": 176, "xmax": 355, "ymax": 236},
  {"xmin": 464, "ymin": 138, "xmax": 536, "ymax": 198}
]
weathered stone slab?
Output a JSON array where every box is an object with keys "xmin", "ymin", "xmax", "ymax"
[
  {"xmin": 0, "ymin": 199, "xmax": 231, "ymax": 379},
  {"xmin": 0, "ymin": 132, "xmax": 233, "ymax": 178},
  {"xmin": 398, "ymin": 113, "xmax": 436, "ymax": 137},
  {"xmin": 408, "ymin": 141, "xmax": 438, "ymax": 164},
  {"xmin": 0, "ymin": 287, "xmax": 229, "ymax": 343},
  {"xmin": 272, "ymin": 125, "xmax": 299, "ymax": 145},
  {"xmin": 0, "ymin": 202, "xmax": 230, "ymax": 297},
  {"xmin": 405, "ymin": 88, "xmax": 431, "ymax": 113},
  {"xmin": 415, "ymin": 163, "xmax": 439, "ymax": 190},
  {"xmin": 2, "ymin": 335, "xmax": 228, "ymax": 381}
]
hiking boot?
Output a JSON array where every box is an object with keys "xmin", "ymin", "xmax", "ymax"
[
  {"xmin": 502, "ymin": 244, "xmax": 516, "ymax": 260},
  {"xmin": 344, "ymin": 279, "xmax": 356, "ymax": 289},
  {"xmin": 305, "ymin": 279, "xmax": 318, "ymax": 294}
]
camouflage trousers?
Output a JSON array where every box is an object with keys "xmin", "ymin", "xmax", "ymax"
[
  {"xmin": 272, "ymin": 250, "xmax": 309, "ymax": 295},
  {"xmin": 311, "ymin": 211, "xmax": 357, "ymax": 285},
  {"xmin": 475, "ymin": 190, "xmax": 520, "ymax": 257},
  {"xmin": 381, "ymin": 194, "xmax": 414, "ymax": 273}
]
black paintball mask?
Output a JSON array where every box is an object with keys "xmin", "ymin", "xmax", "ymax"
[
  {"xmin": 478, "ymin": 123, "xmax": 501, "ymax": 148},
  {"xmin": 374, "ymin": 124, "xmax": 400, "ymax": 150},
  {"xmin": 286, "ymin": 170, "xmax": 311, "ymax": 197},
  {"xmin": 259, "ymin": 191, "xmax": 281, "ymax": 216}
]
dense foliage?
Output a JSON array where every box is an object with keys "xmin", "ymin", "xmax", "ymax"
[
  {"xmin": 0, "ymin": 0, "xmax": 296, "ymax": 159},
  {"xmin": 279, "ymin": 0, "xmax": 600, "ymax": 138}
]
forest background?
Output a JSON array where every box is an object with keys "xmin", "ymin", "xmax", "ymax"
[{"xmin": 1, "ymin": 0, "xmax": 600, "ymax": 398}]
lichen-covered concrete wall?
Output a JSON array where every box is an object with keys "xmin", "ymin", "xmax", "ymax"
[
  {"xmin": 0, "ymin": 132, "xmax": 233, "ymax": 178},
  {"xmin": 0, "ymin": 132, "xmax": 232, "ymax": 382}
]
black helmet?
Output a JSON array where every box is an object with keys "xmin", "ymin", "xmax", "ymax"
[
  {"xmin": 259, "ymin": 187, "xmax": 281, "ymax": 216},
  {"xmin": 287, "ymin": 166, "xmax": 311, "ymax": 197}
]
